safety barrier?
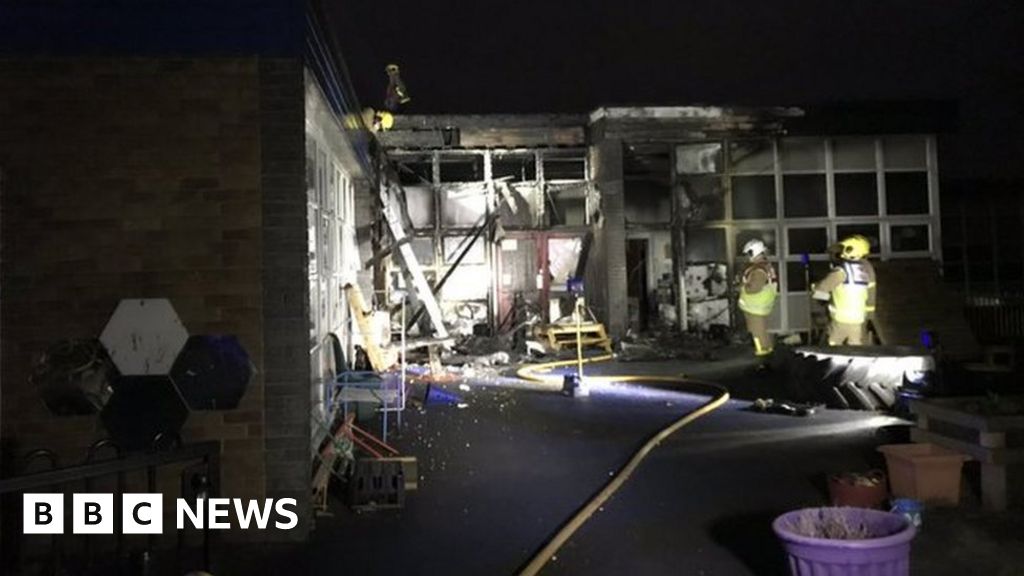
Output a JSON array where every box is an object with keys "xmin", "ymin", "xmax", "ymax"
[
  {"xmin": 0, "ymin": 438, "xmax": 219, "ymax": 574},
  {"xmin": 964, "ymin": 296, "xmax": 1024, "ymax": 344}
]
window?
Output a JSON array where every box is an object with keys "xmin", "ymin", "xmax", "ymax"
[
  {"xmin": 443, "ymin": 236, "xmax": 486, "ymax": 264},
  {"xmin": 398, "ymin": 160, "xmax": 433, "ymax": 186},
  {"xmin": 835, "ymin": 173, "xmax": 878, "ymax": 216},
  {"xmin": 783, "ymin": 174, "xmax": 827, "ymax": 217},
  {"xmin": 493, "ymin": 155, "xmax": 536, "ymax": 181},
  {"xmin": 543, "ymin": 156, "xmax": 586, "ymax": 180},
  {"xmin": 439, "ymin": 156, "xmax": 484, "ymax": 182},
  {"xmin": 786, "ymin": 261, "xmax": 832, "ymax": 292},
  {"xmin": 729, "ymin": 140, "xmax": 774, "ymax": 175},
  {"xmin": 885, "ymin": 172, "xmax": 929, "ymax": 215},
  {"xmin": 891, "ymin": 224, "xmax": 930, "ymax": 252},
  {"xmin": 833, "ymin": 138, "xmax": 876, "ymax": 171},
  {"xmin": 731, "ymin": 175, "xmax": 776, "ymax": 219},
  {"xmin": 442, "ymin": 188, "xmax": 487, "ymax": 227},
  {"xmin": 836, "ymin": 224, "xmax": 880, "ymax": 254},
  {"xmin": 686, "ymin": 228, "xmax": 727, "ymax": 262},
  {"xmin": 676, "ymin": 143, "xmax": 723, "ymax": 174},
  {"xmin": 405, "ymin": 186, "xmax": 435, "ymax": 229},
  {"xmin": 780, "ymin": 139, "xmax": 825, "ymax": 172},
  {"xmin": 548, "ymin": 238, "xmax": 583, "ymax": 289},
  {"xmin": 883, "ymin": 137, "xmax": 927, "ymax": 170},
  {"xmin": 410, "ymin": 237, "xmax": 435, "ymax": 266},
  {"xmin": 787, "ymin": 228, "xmax": 828, "ymax": 255}
]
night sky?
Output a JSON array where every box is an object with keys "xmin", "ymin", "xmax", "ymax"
[{"xmin": 327, "ymin": 0, "xmax": 1024, "ymax": 179}]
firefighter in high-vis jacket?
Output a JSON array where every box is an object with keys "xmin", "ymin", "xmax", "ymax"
[
  {"xmin": 738, "ymin": 239, "xmax": 779, "ymax": 357},
  {"xmin": 812, "ymin": 235, "xmax": 877, "ymax": 346}
]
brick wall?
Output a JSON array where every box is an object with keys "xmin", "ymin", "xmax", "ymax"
[
  {"xmin": 873, "ymin": 259, "xmax": 980, "ymax": 358},
  {"xmin": 0, "ymin": 58, "xmax": 297, "ymax": 538},
  {"xmin": 259, "ymin": 58, "xmax": 312, "ymax": 540}
]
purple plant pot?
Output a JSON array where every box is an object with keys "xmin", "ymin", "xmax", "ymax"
[{"xmin": 773, "ymin": 507, "xmax": 916, "ymax": 576}]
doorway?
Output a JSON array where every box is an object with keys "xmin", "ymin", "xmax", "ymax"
[{"xmin": 626, "ymin": 238, "xmax": 649, "ymax": 332}]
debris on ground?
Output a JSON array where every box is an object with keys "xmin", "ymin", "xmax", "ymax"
[
  {"xmin": 618, "ymin": 330, "xmax": 724, "ymax": 362},
  {"xmin": 750, "ymin": 397, "xmax": 818, "ymax": 417}
]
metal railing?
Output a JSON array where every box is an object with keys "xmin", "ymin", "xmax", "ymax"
[
  {"xmin": 965, "ymin": 296, "xmax": 1024, "ymax": 344},
  {"xmin": 0, "ymin": 438, "xmax": 219, "ymax": 575}
]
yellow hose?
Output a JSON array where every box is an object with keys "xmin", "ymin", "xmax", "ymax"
[{"xmin": 515, "ymin": 355, "xmax": 730, "ymax": 576}]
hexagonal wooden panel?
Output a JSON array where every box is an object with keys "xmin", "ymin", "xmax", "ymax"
[
  {"xmin": 32, "ymin": 339, "xmax": 117, "ymax": 416},
  {"xmin": 101, "ymin": 375, "xmax": 188, "ymax": 451},
  {"xmin": 100, "ymin": 298, "xmax": 189, "ymax": 376},
  {"xmin": 171, "ymin": 335, "xmax": 254, "ymax": 411}
]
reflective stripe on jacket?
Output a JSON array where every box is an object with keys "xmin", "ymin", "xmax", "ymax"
[
  {"xmin": 830, "ymin": 261, "xmax": 870, "ymax": 324},
  {"xmin": 738, "ymin": 261, "xmax": 778, "ymax": 317}
]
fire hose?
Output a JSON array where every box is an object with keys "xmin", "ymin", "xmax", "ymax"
[{"xmin": 514, "ymin": 353, "xmax": 730, "ymax": 576}]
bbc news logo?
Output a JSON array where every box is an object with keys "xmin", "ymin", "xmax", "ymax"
[{"xmin": 23, "ymin": 494, "xmax": 298, "ymax": 534}]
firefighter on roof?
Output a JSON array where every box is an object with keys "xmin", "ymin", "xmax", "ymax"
[
  {"xmin": 737, "ymin": 238, "xmax": 778, "ymax": 358},
  {"xmin": 384, "ymin": 63, "xmax": 411, "ymax": 112},
  {"xmin": 812, "ymin": 235, "xmax": 877, "ymax": 346}
]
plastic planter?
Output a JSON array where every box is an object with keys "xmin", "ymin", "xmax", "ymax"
[{"xmin": 773, "ymin": 507, "xmax": 916, "ymax": 576}]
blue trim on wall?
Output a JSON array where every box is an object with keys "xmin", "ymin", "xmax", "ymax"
[{"xmin": 0, "ymin": 0, "xmax": 304, "ymax": 56}]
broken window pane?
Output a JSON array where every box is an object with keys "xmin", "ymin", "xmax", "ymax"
[
  {"xmin": 836, "ymin": 224, "xmax": 880, "ymax": 254},
  {"xmin": 735, "ymin": 229, "xmax": 777, "ymax": 258},
  {"xmin": 686, "ymin": 227, "xmax": 727, "ymax": 262},
  {"xmin": 410, "ymin": 237, "xmax": 435, "ymax": 266},
  {"xmin": 543, "ymin": 156, "xmax": 586, "ymax": 180},
  {"xmin": 787, "ymin": 261, "xmax": 831, "ymax": 292},
  {"xmin": 885, "ymin": 172, "xmax": 929, "ymax": 215},
  {"xmin": 548, "ymin": 237, "xmax": 582, "ymax": 289},
  {"xmin": 439, "ymin": 156, "xmax": 484, "ymax": 182},
  {"xmin": 497, "ymin": 182, "xmax": 536, "ymax": 227},
  {"xmin": 679, "ymin": 176, "xmax": 725, "ymax": 221},
  {"xmin": 891, "ymin": 224, "xmax": 930, "ymax": 252},
  {"xmin": 833, "ymin": 138, "xmax": 876, "ymax": 171},
  {"xmin": 788, "ymin": 228, "xmax": 828, "ymax": 255},
  {"xmin": 780, "ymin": 139, "xmax": 825, "ymax": 172},
  {"xmin": 442, "ymin": 187, "xmax": 488, "ymax": 227},
  {"xmin": 883, "ymin": 137, "xmax": 927, "ymax": 170},
  {"xmin": 397, "ymin": 160, "xmax": 433, "ymax": 186},
  {"xmin": 731, "ymin": 175, "xmax": 776, "ymax": 220},
  {"xmin": 548, "ymin": 183, "xmax": 587, "ymax": 226},
  {"xmin": 550, "ymin": 197, "xmax": 586, "ymax": 226},
  {"xmin": 443, "ymin": 235, "xmax": 486, "ymax": 265},
  {"xmin": 835, "ymin": 173, "xmax": 879, "ymax": 216},
  {"xmin": 783, "ymin": 174, "xmax": 827, "ymax": 217},
  {"xmin": 676, "ymin": 143, "xmax": 723, "ymax": 174},
  {"xmin": 404, "ymin": 186, "xmax": 435, "ymax": 229},
  {"xmin": 493, "ymin": 155, "xmax": 537, "ymax": 182},
  {"xmin": 729, "ymin": 140, "xmax": 774, "ymax": 175}
]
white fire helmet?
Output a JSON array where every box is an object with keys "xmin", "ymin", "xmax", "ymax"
[{"xmin": 742, "ymin": 238, "xmax": 768, "ymax": 259}]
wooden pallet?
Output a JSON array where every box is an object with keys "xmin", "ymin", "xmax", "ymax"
[{"xmin": 546, "ymin": 322, "xmax": 613, "ymax": 353}]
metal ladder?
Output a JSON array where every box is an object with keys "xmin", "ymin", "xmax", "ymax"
[{"xmin": 380, "ymin": 181, "xmax": 449, "ymax": 339}]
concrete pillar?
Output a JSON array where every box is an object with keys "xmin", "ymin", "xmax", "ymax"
[{"xmin": 589, "ymin": 138, "xmax": 628, "ymax": 338}]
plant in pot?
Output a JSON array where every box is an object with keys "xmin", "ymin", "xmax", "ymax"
[
  {"xmin": 773, "ymin": 507, "xmax": 916, "ymax": 576},
  {"xmin": 827, "ymin": 470, "xmax": 887, "ymax": 509}
]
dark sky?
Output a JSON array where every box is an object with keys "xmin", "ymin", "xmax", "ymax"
[{"xmin": 327, "ymin": 0, "xmax": 1024, "ymax": 180}]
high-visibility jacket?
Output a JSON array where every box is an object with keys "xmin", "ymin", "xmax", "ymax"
[
  {"xmin": 738, "ymin": 260, "xmax": 778, "ymax": 317},
  {"xmin": 830, "ymin": 261, "xmax": 872, "ymax": 324}
]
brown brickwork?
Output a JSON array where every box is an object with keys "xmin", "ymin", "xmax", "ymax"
[
  {"xmin": 0, "ymin": 57, "xmax": 308, "ymax": 541},
  {"xmin": 872, "ymin": 259, "xmax": 980, "ymax": 358}
]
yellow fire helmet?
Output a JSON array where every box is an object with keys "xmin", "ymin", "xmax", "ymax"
[
  {"xmin": 838, "ymin": 235, "xmax": 871, "ymax": 260},
  {"xmin": 375, "ymin": 110, "xmax": 395, "ymax": 131},
  {"xmin": 386, "ymin": 64, "xmax": 400, "ymax": 74}
]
